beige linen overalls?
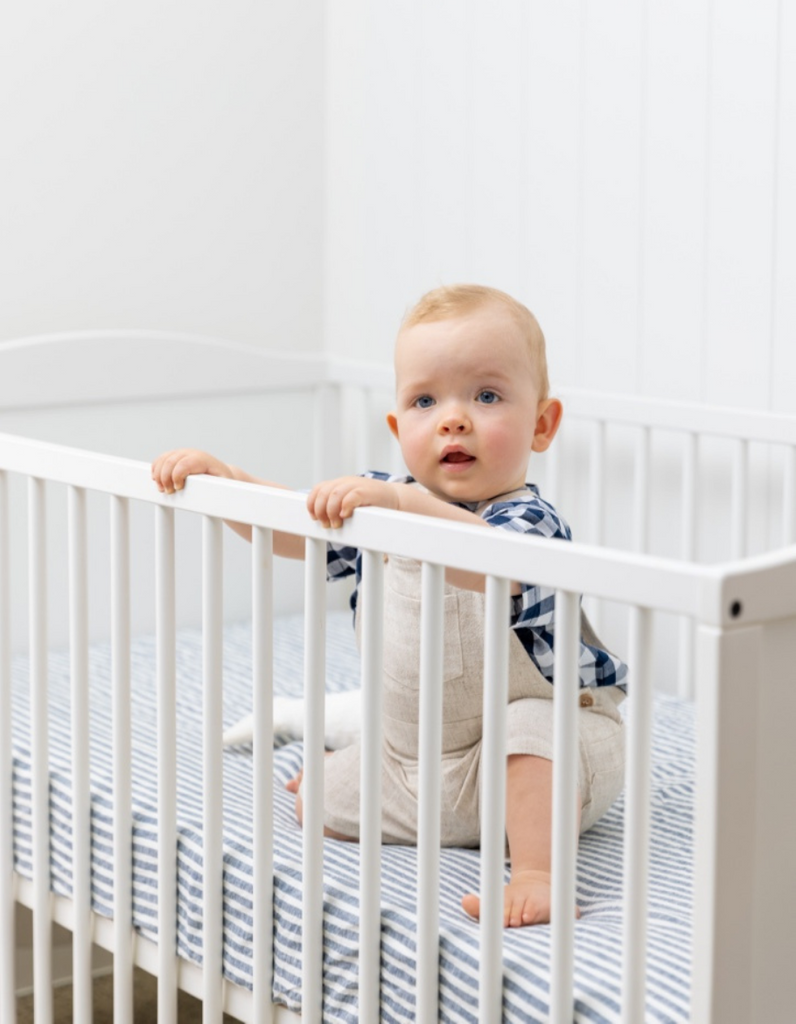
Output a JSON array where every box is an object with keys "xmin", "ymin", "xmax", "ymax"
[{"xmin": 321, "ymin": 490, "xmax": 626, "ymax": 847}]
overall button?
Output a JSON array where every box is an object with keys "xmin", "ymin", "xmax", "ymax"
[{"xmin": 579, "ymin": 692, "xmax": 594, "ymax": 708}]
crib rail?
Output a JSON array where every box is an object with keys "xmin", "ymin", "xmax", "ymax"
[
  {"xmin": 556, "ymin": 388, "xmax": 796, "ymax": 557},
  {"xmin": 547, "ymin": 388, "xmax": 796, "ymax": 705},
  {"xmin": 2, "ymin": 430, "xmax": 796, "ymax": 1023},
  {"xmin": 0, "ymin": 431, "xmax": 749, "ymax": 624}
]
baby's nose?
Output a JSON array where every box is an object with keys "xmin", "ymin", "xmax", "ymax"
[{"xmin": 439, "ymin": 409, "xmax": 470, "ymax": 432}]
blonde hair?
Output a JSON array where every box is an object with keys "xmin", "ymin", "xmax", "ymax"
[{"xmin": 400, "ymin": 284, "xmax": 550, "ymax": 398}]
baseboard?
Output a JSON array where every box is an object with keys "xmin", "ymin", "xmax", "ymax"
[
  {"xmin": 12, "ymin": 891, "xmax": 302, "ymax": 1022},
  {"xmin": 15, "ymin": 955, "xmax": 113, "ymax": 999},
  {"xmin": 14, "ymin": 905, "xmax": 114, "ymax": 998}
]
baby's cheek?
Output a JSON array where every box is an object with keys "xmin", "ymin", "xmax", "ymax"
[
  {"xmin": 487, "ymin": 426, "xmax": 528, "ymax": 471},
  {"xmin": 397, "ymin": 433, "xmax": 426, "ymax": 473}
]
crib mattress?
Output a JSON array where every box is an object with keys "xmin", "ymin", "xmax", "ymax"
[{"xmin": 8, "ymin": 612, "xmax": 693, "ymax": 1023}]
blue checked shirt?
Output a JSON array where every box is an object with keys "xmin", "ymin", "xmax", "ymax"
[{"xmin": 325, "ymin": 472, "xmax": 628, "ymax": 691}]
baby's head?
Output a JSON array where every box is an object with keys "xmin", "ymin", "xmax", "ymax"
[
  {"xmin": 400, "ymin": 284, "xmax": 551, "ymax": 399},
  {"xmin": 387, "ymin": 284, "xmax": 562, "ymax": 504}
]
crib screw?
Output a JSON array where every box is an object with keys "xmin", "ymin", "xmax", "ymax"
[{"xmin": 729, "ymin": 600, "xmax": 743, "ymax": 618}]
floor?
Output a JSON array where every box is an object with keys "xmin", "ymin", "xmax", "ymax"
[{"xmin": 16, "ymin": 967, "xmax": 239, "ymax": 1022}]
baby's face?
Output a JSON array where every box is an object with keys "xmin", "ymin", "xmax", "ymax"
[{"xmin": 388, "ymin": 305, "xmax": 548, "ymax": 505}]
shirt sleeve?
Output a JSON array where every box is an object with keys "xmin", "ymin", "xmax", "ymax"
[
  {"xmin": 482, "ymin": 495, "xmax": 628, "ymax": 689},
  {"xmin": 480, "ymin": 494, "xmax": 570, "ymax": 631}
]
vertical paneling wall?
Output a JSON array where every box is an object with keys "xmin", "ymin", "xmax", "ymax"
[
  {"xmin": 3, "ymin": 2, "xmax": 791, "ymax": 402},
  {"xmin": 0, "ymin": 2, "xmax": 325, "ymax": 350},
  {"xmin": 324, "ymin": 0, "xmax": 796, "ymax": 417}
]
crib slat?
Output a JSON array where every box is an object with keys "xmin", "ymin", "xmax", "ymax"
[
  {"xmin": 679, "ymin": 432, "xmax": 698, "ymax": 700},
  {"xmin": 587, "ymin": 420, "xmax": 606, "ymax": 634},
  {"xmin": 589, "ymin": 420, "xmax": 606, "ymax": 546},
  {"xmin": 416, "ymin": 562, "xmax": 444, "ymax": 1024},
  {"xmin": 29, "ymin": 477, "xmax": 53, "ymax": 1024},
  {"xmin": 68, "ymin": 487, "xmax": 92, "ymax": 1022},
  {"xmin": 678, "ymin": 618, "xmax": 695, "ymax": 703},
  {"xmin": 252, "ymin": 526, "xmax": 275, "ymax": 1024},
  {"xmin": 479, "ymin": 575, "xmax": 510, "ymax": 1024},
  {"xmin": 0, "ymin": 472, "xmax": 15, "ymax": 1024},
  {"xmin": 111, "ymin": 494, "xmax": 133, "ymax": 1024},
  {"xmin": 351, "ymin": 386, "xmax": 371, "ymax": 476},
  {"xmin": 302, "ymin": 537, "xmax": 327, "ymax": 1024},
  {"xmin": 783, "ymin": 445, "xmax": 796, "ymax": 545},
  {"xmin": 156, "ymin": 505, "xmax": 178, "ymax": 1023},
  {"xmin": 731, "ymin": 438, "xmax": 749, "ymax": 558},
  {"xmin": 359, "ymin": 549, "xmax": 385, "ymax": 1022},
  {"xmin": 621, "ymin": 606, "xmax": 653, "ymax": 1022},
  {"xmin": 681, "ymin": 432, "xmax": 698, "ymax": 561},
  {"xmin": 633, "ymin": 426, "xmax": 651, "ymax": 554},
  {"xmin": 550, "ymin": 589, "xmax": 580, "ymax": 1024},
  {"xmin": 313, "ymin": 384, "xmax": 341, "ymax": 481},
  {"xmin": 202, "ymin": 516, "xmax": 224, "ymax": 1021}
]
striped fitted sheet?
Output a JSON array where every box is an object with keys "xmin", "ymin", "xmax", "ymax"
[{"xmin": 9, "ymin": 612, "xmax": 693, "ymax": 1022}]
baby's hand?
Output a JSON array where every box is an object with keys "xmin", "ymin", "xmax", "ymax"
[
  {"xmin": 306, "ymin": 476, "xmax": 400, "ymax": 528},
  {"xmin": 151, "ymin": 449, "xmax": 234, "ymax": 495}
]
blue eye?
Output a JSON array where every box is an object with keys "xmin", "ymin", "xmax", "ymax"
[
  {"xmin": 477, "ymin": 390, "xmax": 499, "ymax": 404},
  {"xmin": 415, "ymin": 395, "xmax": 435, "ymax": 409}
]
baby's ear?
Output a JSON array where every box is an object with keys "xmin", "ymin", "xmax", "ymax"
[
  {"xmin": 386, "ymin": 412, "xmax": 399, "ymax": 439},
  {"xmin": 531, "ymin": 398, "xmax": 563, "ymax": 453}
]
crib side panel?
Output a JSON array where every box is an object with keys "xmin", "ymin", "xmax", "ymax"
[
  {"xmin": 749, "ymin": 615, "xmax": 796, "ymax": 1018},
  {"xmin": 692, "ymin": 614, "xmax": 796, "ymax": 1022},
  {"xmin": 0, "ymin": 471, "xmax": 14, "ymax": 1020},
  {"xmin": 546, "ymin": 395, "xmax": 796, "ymax": 698},
  {"xmin": 0, "ymin": 385, "xmax": 349, "ymax": 655}
]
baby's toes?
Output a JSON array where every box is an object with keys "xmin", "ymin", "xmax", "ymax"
[
  {"xmin": 504, "ymin": 895, "xmax": 523, "ymax": 928},
  {"xmin": 505, "ymin": 892, "xmax": 536, "ymax": 928},
  {"xmin": 522, "ymin": 896, "xmax": 549, "ymax": 927}
]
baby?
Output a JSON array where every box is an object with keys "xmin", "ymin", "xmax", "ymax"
[{"xmin": 152, "ymin": 284, "xmax": 627, "ymax": 928}]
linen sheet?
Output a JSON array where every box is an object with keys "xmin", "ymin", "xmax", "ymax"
[{"xmin": 9, "ymin": 612, "xmax": 692, "ymax": 1022}]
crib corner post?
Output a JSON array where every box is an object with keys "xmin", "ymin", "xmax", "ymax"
[
  {"xmin": 692, "ymin": 613, "xmax": 796, "ymax": 1024},
  {"xmin": 0, "ymin": 469, "xmax": 15, "ymax": 1024}
]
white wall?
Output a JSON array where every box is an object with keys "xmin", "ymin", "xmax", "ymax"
[
  {"xmin": 0, "ymin": 2, "xmax": 325, "ymax": 350},
  {"xmin": 3, "ymin": 2, "xmax": 791, "ymax": 399},
  {"xmin": 324, "ymin": 0, "xmax": 796, "ymax": 416}
]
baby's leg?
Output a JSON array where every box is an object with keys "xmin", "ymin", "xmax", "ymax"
[
  {"xmin": 285, "ymin": 740, "xmax": 368, "ymax": 842},
  {"xmin": 461, "ymin": 754, "xmax": 581, "ymax": 927},
  {"xmin": 287, "ymin": 741, "xmax": 422, "ymax": 847}
]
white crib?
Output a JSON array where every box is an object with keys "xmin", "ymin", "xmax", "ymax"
[{"xmin": 1, "ymin": 331, "xmax": 795, "ymax": 1023}]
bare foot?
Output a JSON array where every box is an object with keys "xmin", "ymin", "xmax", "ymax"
[
  {"xmin": 461, "ymin": 869, "xmax": 580, "ymax": 928},
  {"xmin": 285, "ymin": 758, "xmax": 356, "ymax": 842}
]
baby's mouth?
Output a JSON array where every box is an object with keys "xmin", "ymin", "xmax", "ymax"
[{"xmin": 441, "ymin": 448, "xmax": 475, "ymax": 464}]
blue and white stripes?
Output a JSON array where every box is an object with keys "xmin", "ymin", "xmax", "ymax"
[{"xmin": 9, "ymin": 613, "xmax": 691, "ymax": 1022}]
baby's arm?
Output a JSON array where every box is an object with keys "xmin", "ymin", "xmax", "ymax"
[
  {"xmin": 306, "ymin": 475, "xmax": 517, "ymax": 593},
  {"xmin": 151, "ymin": 448, "xmax": 305, "ymax": 558}
]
